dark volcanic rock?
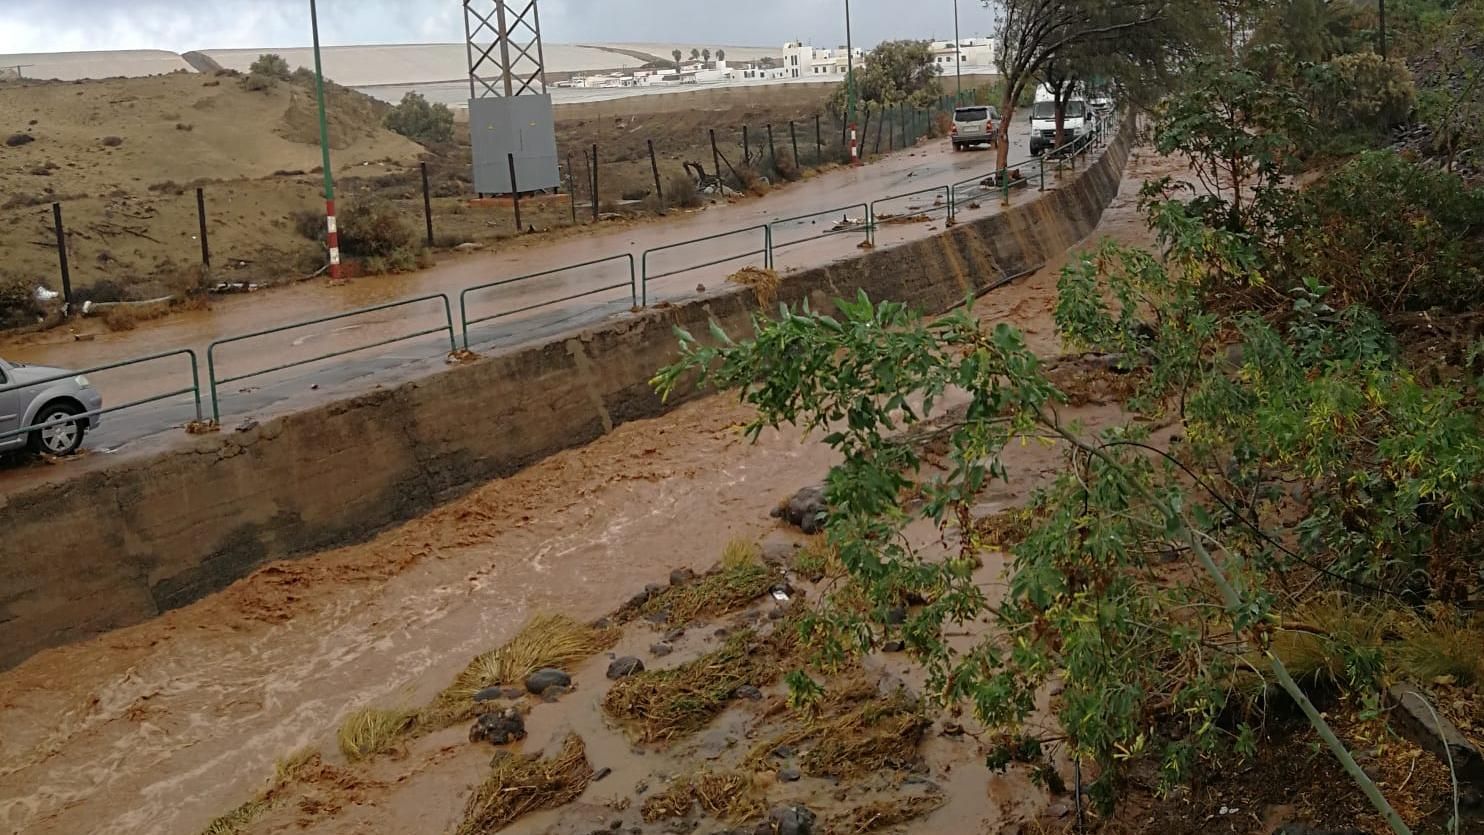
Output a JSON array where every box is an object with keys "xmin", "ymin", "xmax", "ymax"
[
  {"xmin": 469, "ymin": 709, "xmax": 526, "ymax": 745},
  {"xmin": 525, "ymin": 668, "xmax": 571, "ymax": 693},
  {"xmin": 774, "ymin": 485, "xmax": 829, "ymax": 534},
  {"xmin": 607, "ymin": 656, "xmax": 646, "ymax": 680}
]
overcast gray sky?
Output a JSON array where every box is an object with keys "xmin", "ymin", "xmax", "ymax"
[{"xmin": 0, "ymin": 0, "xmax": 993, "ymax": 54}]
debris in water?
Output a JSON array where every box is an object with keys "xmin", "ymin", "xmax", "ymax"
[{"xmin": 456, "ymin": 734, "xmax": 593, "ymax": 834}]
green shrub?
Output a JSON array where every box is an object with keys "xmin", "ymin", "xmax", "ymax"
[
  {"xmin": 668, "ymin": 173, "xmax": 702, "ymax": 208},
  {"xmin": 337, "ymin": 198, "xmax": 414, "ymax": 258},
  {"xmin": 0, "ymin": 274, "xmax": 42, "ymax": 328},
  {"xmin": 1302, "ymin": 52, "xmax": 1416, "ymax": 134},
  {"xmin": 291, "ymin": 208, "xmax": 324, "ymax": 242},
  {"xmin": 241, "ymin": 72, "xmax": 277, "ymax": 92},
  {"xmin": 1279, "ymin": 152, "xmax": 1484, "ymax": 313},
  {"xmin": 384, "ymin": 93, "xmax": 455, "ymax": 146},
  {"xmin": 250, "ymin": 53, "xmax": 291, "ymax": 80}
]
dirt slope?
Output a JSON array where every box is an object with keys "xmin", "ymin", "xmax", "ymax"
[
  {"xmin": 0, "ymin": 72, "xmax": 417, "ymax": 194},
  {"xmin": 0, "ymin": 72, "xmax": 842, "ymax": 306},
  {"xmin": 0, "ymin": 72, "xmax": 420, "ymax": 295}
]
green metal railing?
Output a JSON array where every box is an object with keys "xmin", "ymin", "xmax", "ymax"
[
  {"xmin": 207, "ymin": 294, "xmax": 456, "ymax": 422},
  {"xmin": 0, "ymin": 348, "xmax": 202, "ymax": 445},
  {"xmin": 24, "ymin": 111, "xmax": 1120, "ymax": 449},
  {"xmin": 768, "ymin": 203, "xmax": 874, "ymax": 253},
  {"xmin": 870, "ymin": 185, "xmax": 954, "ymax": 227},
  {"xmin": 459, "ymin": 254, "xmax": 636, "ymax": 349},
  {"xmin": 640, "ymin": 225, "xmax": 773, "ymax": 306},
  {"xmin": 948, "ymin": 113, "xmax": 1114, "ymax": 211}
]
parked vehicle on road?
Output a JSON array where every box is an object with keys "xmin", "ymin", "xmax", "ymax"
[
  {"xmin": 0, "ymin": 358, "xmax": 102, "ymax": 456},
  {"xmin": 951, "ymin": 105, "xmax": 1000, "ymax": 151},
  {"xmin": 1029, "ymin": 85, "xmax": 1094, "ymax": 156}
]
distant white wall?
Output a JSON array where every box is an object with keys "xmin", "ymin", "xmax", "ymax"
[{"xmin": 0, "ymin": 50, "xmax": 191, "ymax": 81}]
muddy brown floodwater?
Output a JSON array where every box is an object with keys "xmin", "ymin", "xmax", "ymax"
[{"xmin": 0, "ymin": 147, "xmax": 1180, "ymax": 835}]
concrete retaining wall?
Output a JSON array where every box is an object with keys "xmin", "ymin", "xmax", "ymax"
[{"xmin": 0, "ymin": 120, "xmax": 1133, "ymax": 670}]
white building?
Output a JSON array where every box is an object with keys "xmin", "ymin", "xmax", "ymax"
[
  {"xmin": 781, "ymin": 41, "xmax": 864, "ymax": 79},
  {"xmin": 929, "ymin": 37, "xmax": 997, "ymax": 70}
]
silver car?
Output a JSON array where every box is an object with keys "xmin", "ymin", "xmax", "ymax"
[
  {"xmin": 952, "ymin": 105, "xmax": 1000, "ymax": 151},
  {"xmin": 0, "ymin": 358, "xmax": 103, "ymax": 456}
]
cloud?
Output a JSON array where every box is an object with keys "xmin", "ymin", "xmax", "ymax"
[{"xmin": 0, "ymin": 0, "xmax": 986, "ymax": 54}]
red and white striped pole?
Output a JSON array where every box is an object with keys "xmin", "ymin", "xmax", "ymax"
[
  {"xmin": 310, "ymin": 0, "xmax": 340, "ymax": 280},
  {"xmin": 325, "ymin": 200, "xmax": 340, "ymax": 279},
  {"xmin": 849, "ymin": 123, "xmax": 860, "ymax": 165}
]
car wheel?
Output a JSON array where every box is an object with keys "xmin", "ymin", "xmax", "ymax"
[{"xmin": 29, "ymin": 402, "xmax": 85, "ymax": 456}]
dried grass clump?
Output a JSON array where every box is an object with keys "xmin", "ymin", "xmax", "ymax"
[
  {"xmin": 790, "ymin": 536, "xmax": 845, "ymax": 583},
  {"xmin": 746, "ymin": 677, "xmax": 929, "ymax": 778},
  {"xmin": 337, "ymin": 707, "xmax": 417, "ymax": 762},
  {"xmin": 641, "ymin": 771, "xmax": 764, "ymax": 823},
  {"xmin": 1395, "ymin": 615, "xmax": 1484, "ymax": 688},
  {"xmin": 823, "ymin": 792, "xmax": 945, "ymax": 835},
  {"xmin": 455, "ymin": 734, "xmax": 593, "ymax": 834},
  {"xmin": 727, "ymin": 266, "xmax": 781, "ymax": 308},
  {"xmin": 802, "ymin": 691, "xmax": 929, "ymax": 777},
  {"xmin": 605, "ymin": 624, "xmax": 800, "ymax": 743},
  {"xmin": 974, "ymin": 506, "xmax": 1042, "ymax": 549},
  {"xmin": 640, "ymin": 779, "xmax": 697, "ymax": 822},
  {"xmin": 199, "ymin": 748, "xmax": 320, "ymax": 835},
  {"xmin": 425, "ymin": 614, "xmax": 615, "ymax": 728},
  {"xmin": 722, "ymin": 537, "xmax": 763, "ymax": 570},
  {"xmin": 1266, "ymin": 593, "xmax": 1398, "ymax": 691},
  {"xmin": 639, "ymin": 557, "xmax": 775, "ymax": 627}
]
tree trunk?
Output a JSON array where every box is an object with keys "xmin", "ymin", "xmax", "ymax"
[
  {"xmin": 1055, "ymin": 101, "xmax": 1067, "ymax": 150},
  {"xmin": 997, "ymin": 92, "xmax": 1015, "ymax": 170}
]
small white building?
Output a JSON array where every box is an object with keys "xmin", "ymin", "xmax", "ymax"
[
  {"xmin": 736, "ymin": 63, "xmax": 791, "ymax": 81},
  {"xmin": 929, "ymin": 37, "xmax": 997, "ymax": 70},
  {"xmin": 781, "ymin": 41, "xmax": 864, "ymax": 79}
]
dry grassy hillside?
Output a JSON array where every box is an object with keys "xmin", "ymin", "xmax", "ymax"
[
  {"xmin": 0, "ymin": 71, "xmax": 845, "ymax": 317},
  {"xmin": 0, "ymin": 71, "xmax": 421, "ymax": 300}
]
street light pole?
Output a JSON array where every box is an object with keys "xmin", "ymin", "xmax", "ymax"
[
  {"xmin": 310, "ymin": 0, "xmax": 340, "ymax": 280},
  {"xmin": 953, "ymin": 0, "xmax": 962, "ymax": 98},
  {"xmin": 845, "ymin": 0, "xmax": 860, "ymax": 165}
]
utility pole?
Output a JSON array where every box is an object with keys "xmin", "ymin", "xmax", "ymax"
[
  {"xmin": 953, "ymin": 0, "xmax": 962, "ymax": 97},
  {"xmin": 845, "ymin": 0, "xmax": 860, "ymax": 165},
  {"xmin": 310, "ymin": 0, "xmax": 340, "ymax": 280}
]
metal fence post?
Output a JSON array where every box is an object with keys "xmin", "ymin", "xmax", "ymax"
[
  {"xmin": 648, "ymin": 138, "xmax": 664, "ymax": 209},
  {"xmin": 789, "ymin": 121, "xmax": 799, "ymax": 170},
  {"xmin": 742, "ymin": 124, "xmax": 750, "ymax": 167},
  {"xmin": 567, "ymin": 154, "xmax": 577, "ymax": 224},
  {"xmin": 51, "ymin": 202, "xmax": 72, "ymax": 312},
  {"xmin": 420, "ymin": 162, "xmax": 435, "ymax": 247},
  {"xmin": 766, "ymin": 123, "xmax": 776, "ymax": 175},
  {"xmin": 1040, "ymin": 156, "xmax": 1046, "ymax": 192},
  {"xmin": 1001, "ymin": 168, "xmax": 1010, "ymax": 205},
  {"xmin": 508, "ymin": 153, "xmax": 522, "ymax": 231},
  {"xmin": 590, "ymin": 143, "xmax": 600, "ymax": 222},
  {"xmin": 196, "ymin": 187, "xmax": 211, "ymax": 273},
  {"xmin": 814, "ymin": 113, "xmax": 822, "ymax": 164},
  {"xmin": 710, "ymin": 128, "xmax": 722, "ymax": 182}
]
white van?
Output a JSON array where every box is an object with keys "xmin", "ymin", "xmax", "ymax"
[{"xmin": 1029, "ymin": 84, "xmax": 1093, "ymax": 156}]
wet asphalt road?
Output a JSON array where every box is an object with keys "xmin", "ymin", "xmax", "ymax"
[{"xmin": 0, "ymin": 125, "xmax": 1064, "ymax": 472}]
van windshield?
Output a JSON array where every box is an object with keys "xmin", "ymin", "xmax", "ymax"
[{"xmin": 1032, "ymin": 100, "xmax": 1086, "ymax": 119}]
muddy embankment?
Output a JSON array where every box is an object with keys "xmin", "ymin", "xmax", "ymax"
[{"xmin": 0, "ymin": 117, "xmax": 1134, "ymax": 671}]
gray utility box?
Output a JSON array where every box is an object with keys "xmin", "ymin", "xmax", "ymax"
[{"xmin": 469, "ymin": 94, "xmax": 560, "ymax": 196}]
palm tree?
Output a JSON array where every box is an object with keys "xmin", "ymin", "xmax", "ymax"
[
  {"xmin": 690, "ymin": 48, "xmax": 701, "ymax": 61},
  {"xmin": 672, "ymin": 48, "xmax": 682, "ymax": 70},
  {"xmin": 703, "ymin": 48, "xmax": 712, "ymax": 63},
  {"xmin": 716, "ymin": 48, "xmax": 726, "ymax": 63}
]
